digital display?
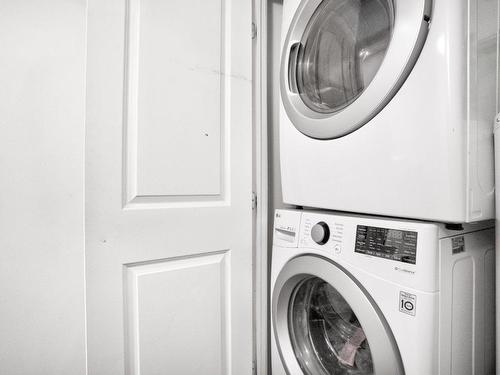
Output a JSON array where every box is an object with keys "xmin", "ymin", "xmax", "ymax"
[{"xmin": 355, "ymin": 225, "xmax": 417, "ymax": 264}]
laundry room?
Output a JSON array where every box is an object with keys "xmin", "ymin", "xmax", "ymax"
[{"xmin": 0, "ymin": 0, "xmax": 498, "ymax": 374}]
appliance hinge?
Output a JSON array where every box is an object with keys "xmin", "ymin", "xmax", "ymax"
[
  {"xmin": 251, "ymin": 22, "xmax": 257, "ymax": 39},
  {"xmin": 252, "ymin": 192, "xmax": 257, "ymax": 210}
]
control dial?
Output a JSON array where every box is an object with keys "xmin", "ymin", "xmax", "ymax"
[{"xmin": 311, "ymin": 222, "xmax": 330, "ymax": 245}]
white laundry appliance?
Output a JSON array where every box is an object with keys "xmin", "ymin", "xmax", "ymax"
[
  {"xmin": 279, "ymin": 0, "xmax": 499, "ymax": 223},
  {"xmin": 271, "ymin": 209, "xmax": 495, "ymax": 375}
]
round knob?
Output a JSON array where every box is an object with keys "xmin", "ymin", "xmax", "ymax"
[{"xmin": 311, "ymin": 222, "xmax": 330, "ymax": 245}]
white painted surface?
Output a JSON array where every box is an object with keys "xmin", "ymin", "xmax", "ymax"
[
  {"xmin": 252, "ymin": 0, "xmax": 270, "ymax": 374},
  {"xmin": 266, "ymin": 4, "xmax": 287, "ymax": 373},
  {"xmin": 134, "ymin": 0, "xmax": 223, "ymax": 197},
  {"xmin": 125, "ymin": 253, "xmax": 228, "ymax": 374},
  {"xmin": 85, "ymin": 0, "xmax": 253, "ymax": 374},
  {"xmin": 268, "ymin": 0, "xmax": 286, "ymax": 211},
  {"xmin": 0, "ymin": 1, "xmax": 87, "ymax": 374}
]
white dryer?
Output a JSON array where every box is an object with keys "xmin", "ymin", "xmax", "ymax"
[
  {"xmin": 271, "ymin": 209, "xmax": 495, "ymax": 375},
  {"xmin": 279, "ymin": 0, "xmax": 499, "ymax": 223}
]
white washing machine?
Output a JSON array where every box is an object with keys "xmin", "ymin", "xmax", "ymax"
[
  {"xmin": 279, "ymin": 0, "xmax": 500, "ymax": 223},
  {"xmin": 271, "ymin": 209, "xmax": 495, "ymax": 375}
]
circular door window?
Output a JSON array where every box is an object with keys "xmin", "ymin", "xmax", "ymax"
[
  {"xmin": 289, "ymin": 277, "xmax": 373, "ymax": 374},
  {"xmin": 272, "ymin": 255, "xmax": 404, "ymax": 375},
  {"xmin": 297, "ymin": 0, "xmax": 394, "ymax": 114},
  {"xmin": 280, "ymin": 0, "xmax": 431, "ymax": 139}
]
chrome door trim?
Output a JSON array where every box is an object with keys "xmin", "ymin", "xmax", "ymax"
[
  {"xmin": 280, "ymin": 0, "xmax": 432, "ymax": 139},
  {"xmin": 272, "ymin": 254, "xmax": 405, "ymax": 374}
]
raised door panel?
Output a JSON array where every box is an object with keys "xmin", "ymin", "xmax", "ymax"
[
  {"xmin": 125, "ymin": 252, "xmax": 229, "ymax": 375},
  {"xmin": 125, "ymin": 0, "xmax": 228, "ymax": 205}
]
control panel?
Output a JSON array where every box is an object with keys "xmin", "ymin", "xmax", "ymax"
[
  {"xmin": 274, "ymin": 210, "xmax": 421, "ymax": 266},
  {"xmin": 300, "ymin": 214, "xmax": 344, "ymax": 254},
  {"xmin": 298, "ymin": 212, "xmax": 420, "ymax": 265},
  {"xmin": 273, "ymin": 209, "xmax": 443, "ymax": 293},
  {"xmin": 355, "ymin": 225, "xmax": 418, "ymax": 264}
]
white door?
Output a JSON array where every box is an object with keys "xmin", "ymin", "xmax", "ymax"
[{"xmin": 85, "ymin": 0, "xmax": 253, "ymax": 374}]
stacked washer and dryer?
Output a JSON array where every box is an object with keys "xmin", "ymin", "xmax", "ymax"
[{"xmin": 271, "ymin": 0, "xmax": 499, "ymax": 374}]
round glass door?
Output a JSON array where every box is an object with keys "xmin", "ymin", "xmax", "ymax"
[
  {"xmin": 272, "ymin": 255, "xmax": 404, "ymax": 375},
  {"xmin": 280, "ymin": 0, "xmax": 431, "ymax": 139},
  {"xmin": 289, "ymin": 277, "xmax": 373, "ymax": 375},
  {"xmin": 297, "ymin": 0, "xmax": 394, "ymax": 114}
]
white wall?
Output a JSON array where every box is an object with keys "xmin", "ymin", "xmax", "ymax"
[
  {"xmin": 267, "ymin": 0, "xmax": 287, "ymax": 234},
  {"xmin": 0, "ymin": 2, "xmax": 87, "ymax": 374},
  {"xmin": 266, "ymin": 3, "xmax": 287, "ymax": 372}
]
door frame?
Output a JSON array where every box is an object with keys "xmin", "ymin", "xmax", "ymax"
[
  {"xmin": 252, "ymin": 0, "xmax": 269, "ymax": 375},
  {"xmin": 253, "ymin": 0, "xmax": 269, "ymax": 374}
]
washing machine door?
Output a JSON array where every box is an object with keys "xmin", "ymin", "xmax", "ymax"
[
  {"xmin": 272, "ymin": 255, "xmax": 404, "ymax": 375},
  {"xmin": 281, "ymin": 0, "xmax": 432, "ymax": 139}
]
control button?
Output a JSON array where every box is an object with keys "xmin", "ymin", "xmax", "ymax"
[
  {"xmin": 311, "ymin": 222, "xmax": 330, "ymax": 245},
  {"xmin": 334, "ymin": 244, "xmax": 342, "ymax": 254}
]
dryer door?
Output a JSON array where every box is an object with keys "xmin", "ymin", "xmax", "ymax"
[
  {"xmin": 281, "ymin": 0, "xmax": 431, "ymax": 139},
  {"xmin": 272, "ymin": 255, "xmax": 404, "ymax": 375}
]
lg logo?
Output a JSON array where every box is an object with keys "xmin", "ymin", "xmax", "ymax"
[{"xmin": 399, "ymin": 291, "xmax": 416, "ymax": 316}]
